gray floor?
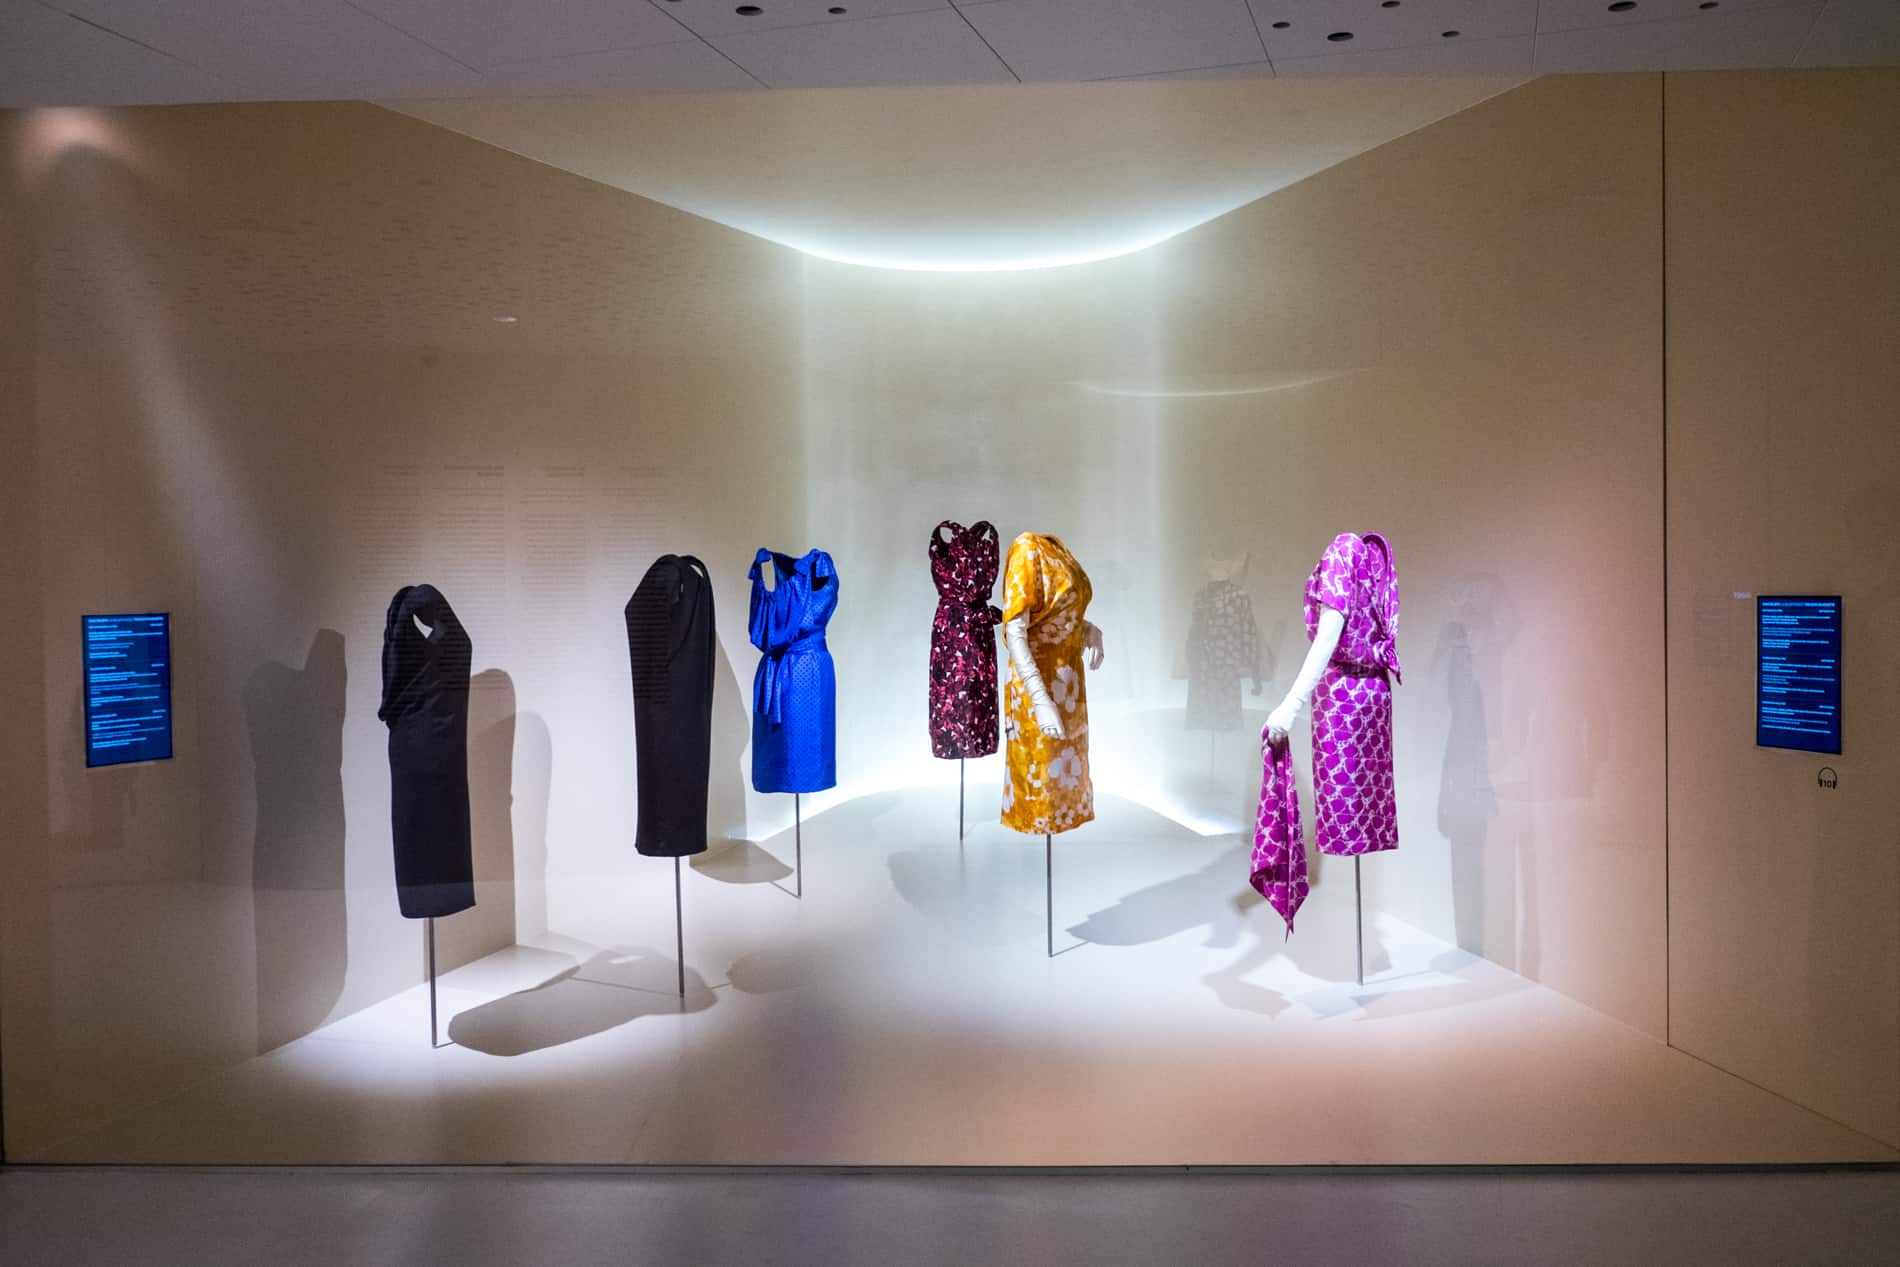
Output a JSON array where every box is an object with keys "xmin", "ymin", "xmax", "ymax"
[{"xmin": 1, "ymin": 1166, "xmax": 1895, "ymax": 1265}]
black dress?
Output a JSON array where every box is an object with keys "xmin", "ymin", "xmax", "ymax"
[
  {"xmin": 626, "ymin": 555, "xmax": 716, "ymax": 857},
  {"xmin": 377, "ymin": 584, "xmax": 476, "ymax": 919}
]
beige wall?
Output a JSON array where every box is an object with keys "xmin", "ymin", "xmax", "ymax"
[
  {"xmin": 0, "ymin": 113, "xmax": 49, "ymax": 1163},
  {"xmin": 1664, "ymin": 68, "xmax": 1900, "ymax": 1148},
  {"xmin": 4, "ymin": 69, "xmax": 1881, "ymax": 1160}
]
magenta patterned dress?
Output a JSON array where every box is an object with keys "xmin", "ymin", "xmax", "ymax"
[
  {"xmin": 1306, "ymin": 531, "xmax": 1402, "ymax": 856},
  {"xmin": 1252, "ymin": 532, "xmax": 1402, "ymax": 935},
  {"xmin": 927, "ymin": 520, "xmax": 1002, "ymax": 759}
]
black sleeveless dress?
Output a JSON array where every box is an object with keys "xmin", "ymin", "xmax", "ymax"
[
  {"xmin": 378, "ymin": 584, "xmax": 476, "ymax": 919},
  {"xmin": 626, "ymin": 555, "xmax": 716, "ymax": 857}
]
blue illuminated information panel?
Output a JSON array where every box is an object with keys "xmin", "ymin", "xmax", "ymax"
[
  {"xmin": 83, "ymin": 612, "xmax": 173, "ymax": 768},
  {"xmin": 1756, "ymin": 595, "xmax": 1841, "ymax": 755}
]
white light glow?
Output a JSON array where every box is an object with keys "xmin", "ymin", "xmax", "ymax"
[
  {"xmin": 1075, "ymin": 369, "xmax": 1362, "ymax": 398},
  {"xmin": 780, "ymin": 222, "xmax": 1209, "ymax": 274}
]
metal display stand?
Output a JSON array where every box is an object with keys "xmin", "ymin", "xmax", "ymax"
[
  {"xmin": 1354, "ymin": 857, "xmax": 1365, "ymax": 987},
  {"xmin": 674, "ymin": 857, "xmax": 686, "ymax": 1000},
  {"xmin": 425, "ymin": 917, "xmax": 439, "ymax": 1047},
  {"xmin": 1045, "ymin": 832, "xmax": 1054, "ymax": 958},
  {"xmin": 958, "ymin": 759, "xmax": 966, "ymax": 842}
]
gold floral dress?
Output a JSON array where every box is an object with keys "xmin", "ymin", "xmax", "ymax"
[{"xmin": 1000, "ymin": 532, "xmax": 1095, "ymax": 835}]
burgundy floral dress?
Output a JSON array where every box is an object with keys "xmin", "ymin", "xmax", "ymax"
[{"xmin": 927, "ymin": 520, "xmax": 1002, "ymax": 759}]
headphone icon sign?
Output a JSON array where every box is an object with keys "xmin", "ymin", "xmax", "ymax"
[{"xmin": 1817, "ymin": 767, "xmax": 1839, "ymax": 790}]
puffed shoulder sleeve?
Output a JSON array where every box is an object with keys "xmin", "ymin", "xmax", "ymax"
[
  {"xmin": 1000, "ymin": 535, "xmax": 1043, "ymax": 625},
  {"xmin": 1309, "ymin": 532, "xmax": 1361, "ymax": 618}
]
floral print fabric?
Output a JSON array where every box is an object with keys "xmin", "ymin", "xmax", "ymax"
[
  {"xmin": 1250, "ymin": 739, "xmax": 1307, "ymax": 933},
  {"xmin": 1304, "ymin": 531, "xmax": 1401, "ymax": 856},
  {"xmin": 927, "ymin": 520, "xmax": 1003, "ymax": 759},
  {"xmin": 1000, "ymin": 532, "xmax": 1094, "ymax": 835}
]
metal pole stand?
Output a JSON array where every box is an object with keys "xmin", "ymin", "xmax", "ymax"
[
  {"xmin": 958, "ymin": 759, "xmax": 966, "ymax": 842},
  {"xmin": 674, "ymin": 857, "xmax": 686, "ymax": 1000},
  {"xmin": 794, "ymin": 792, "xmax": 803, "ymax": 899},
  {"xmin": 1045, "ymin": 832, "xmax": 1054, "ymax": 958},
  {"xmin": 1354, "ymin": 856, "xmax": 1365, "ymax": 988},
  {"xmin": 425, "ymin": 916, "xmax": 439, "ymax": 1047}
]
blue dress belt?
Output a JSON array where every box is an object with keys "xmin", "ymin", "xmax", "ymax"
[{"xmin": 756, "ymin": 632, "xmax": 828, "ymax": 724}]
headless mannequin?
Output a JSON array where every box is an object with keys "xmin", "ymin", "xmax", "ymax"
[
  {"xmin": 1005, "ymin": 617, "xmax": 1105, "ymax": 739},
  {"xmin": 1263, "ymin": 606, "xmax": 1345, "ymax": 748}
]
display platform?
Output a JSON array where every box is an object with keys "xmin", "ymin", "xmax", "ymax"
[{"xmin": 37, "ymin": 788, "xmax": 1894, "ymax": 1166}]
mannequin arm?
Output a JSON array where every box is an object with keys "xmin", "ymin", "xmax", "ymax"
[
  {"xmin": 1082, "ymin": 620, "xmax": 1105, "ymax": 671},
  {"xmin": 1005, "ymin": 616, "xmax": 1064, "ymax": 739},
  {"xmin": 1263, "ymin": 606, "xmax": 1345, "ymax": 748}
]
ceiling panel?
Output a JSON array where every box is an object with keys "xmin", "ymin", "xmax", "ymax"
[
  {"xmin": 1276, "ymin": 31, "xmax": 1535, "ymax": 77},
  {"xmin": 471, "ymin": 42, "xmax": 763, "ymax": 96},
  {"xmin": 1249, "ymin": 0, "xmax": 1535, "ymax": 61},
  {"xmin": 1797, "ymin": 0, "xmax": 1900, "ymax": 67},
  {"xmin": 1536, "ymin": 0, "xmax": 1811, "ymax": 36},
  {"xmin": 1114, "ymin": 59, "xmax": 1276, "ymax": 82},
  {"xmin": 0, "ymin": 1, "xmax": 234, "ymax": 106},
  {"xmin": 956, "ymin": 0, "xmax": 1264, "ymax": 82},
  {"xmin": 349, "ymin": 0, "xmax": 694, "ymax": 68},
  {"xmin": 708, "ymin": 8, "xmax": 1014, "ymax": 87},
  {"xmin": 49, "ymin": 0, "xmax": 486, "ymax": 97},
  {"xmin": 659, "ymin": 0, "xmax": 948, "ymax": 41},
  {"xmin": 1532, "ymin": 0, "xmax": 1820, "ymax": 71}
]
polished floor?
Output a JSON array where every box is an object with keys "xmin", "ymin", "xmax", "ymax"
[
  {"xmin": 1, "ymin": 1166, "xmax": 1896, "ymax": 1266},
  {"xmin": 32, "ymin": 786, "xmax": 1898, "ymax": 1165}
]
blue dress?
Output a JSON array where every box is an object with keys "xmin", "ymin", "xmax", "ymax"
[{"xmin": 748, "ymin": 547, "xmax": 838, "ymax": 793}]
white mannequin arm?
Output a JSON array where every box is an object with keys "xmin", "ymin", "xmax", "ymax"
[
  {"xmin": 1082, "ymin": 620, "xmax": 1105, "ymax": 671},
  {"xmin": 1263, "ymin": 606, "xmax": 1345, "ymax": 748},
  {"xmin": 1005, "ymin": 616, "xmax": 1064, "ymax": 739}
]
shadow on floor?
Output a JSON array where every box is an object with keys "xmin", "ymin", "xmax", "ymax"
[
  {"xmin": 691, "ymin": 837, "xmax": 793, "ymax": 885},
  {"xmin": 448, "ymin": 947, "xmax": 714, "ymax": 1057}
]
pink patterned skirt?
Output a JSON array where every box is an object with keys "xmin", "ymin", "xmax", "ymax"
[{"xmin": 1311, "ymin": 664, "xmax": 1398, "ymax": 856}]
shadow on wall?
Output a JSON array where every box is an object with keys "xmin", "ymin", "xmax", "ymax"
[
  {"xmin": 692, "ymin": 636, "xmax": 760, "ymax": 883},
  {"xmin": 243, "ymin": 629, "xmax": 348, "ymax": 1056},
  {"xmin": 448, "ymin": 946, "xmax": 714, "ymax": 1057},
  {"xmin": 512, "ymin": 711, "xmax": 552, "ymax": 944},
  {"xmin": 1438, "ymin": 574, "xmax": 1542, "ymax": 978},
  {"xmin": 438, "ymin": 668, "xmax": 519, "ymax": 971}
]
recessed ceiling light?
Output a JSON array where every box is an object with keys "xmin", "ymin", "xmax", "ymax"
[
  {"xmin": 1327, "ymin": 32, "xmax": 1354, "ymax": 42},
  {"xmin": 1271, "ymin": 21, "xmax": 1290, "ymax": 30},
  {"xmin": 1699, "ymin": 1, "xmax": 1718, "ymax": 7},
  {"xmin": 492, "ymin": 315, "xmax": 518, "ymax": 324},
  {"xmin": 736, "ymin": 4, "xmax": 763, "ymax": 15},
  {"xmin": 1608, "ymin": 2, "xmax": 1636, "ymax": 11},
  {"xmin": 1381, "ymin": 1, "xmax": 1400, "ymax": 7},
  {"xmin": 829, "ymin": 5, "xmax": 847, "ymax": 11},
  {"xmin": 1442, "ymin": 30, "xmax": 1461, "ymax": 38}
]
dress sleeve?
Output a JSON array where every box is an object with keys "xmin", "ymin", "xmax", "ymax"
[
  {"xmin": 1308, "ymin": 533, "xmax": 1361, "ymax": 619},
  {"xmin": 748, "ymin": 550, "xmax": 800, "ymax": 655},
  {"xmin": 1001, "ymin": 536, "xmax": 1044, "ymax": 625}
]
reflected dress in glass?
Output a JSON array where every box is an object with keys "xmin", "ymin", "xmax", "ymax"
[{"xmin": 1185, "ymin": 578, "xmax": 1262, "ymax": 730}]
